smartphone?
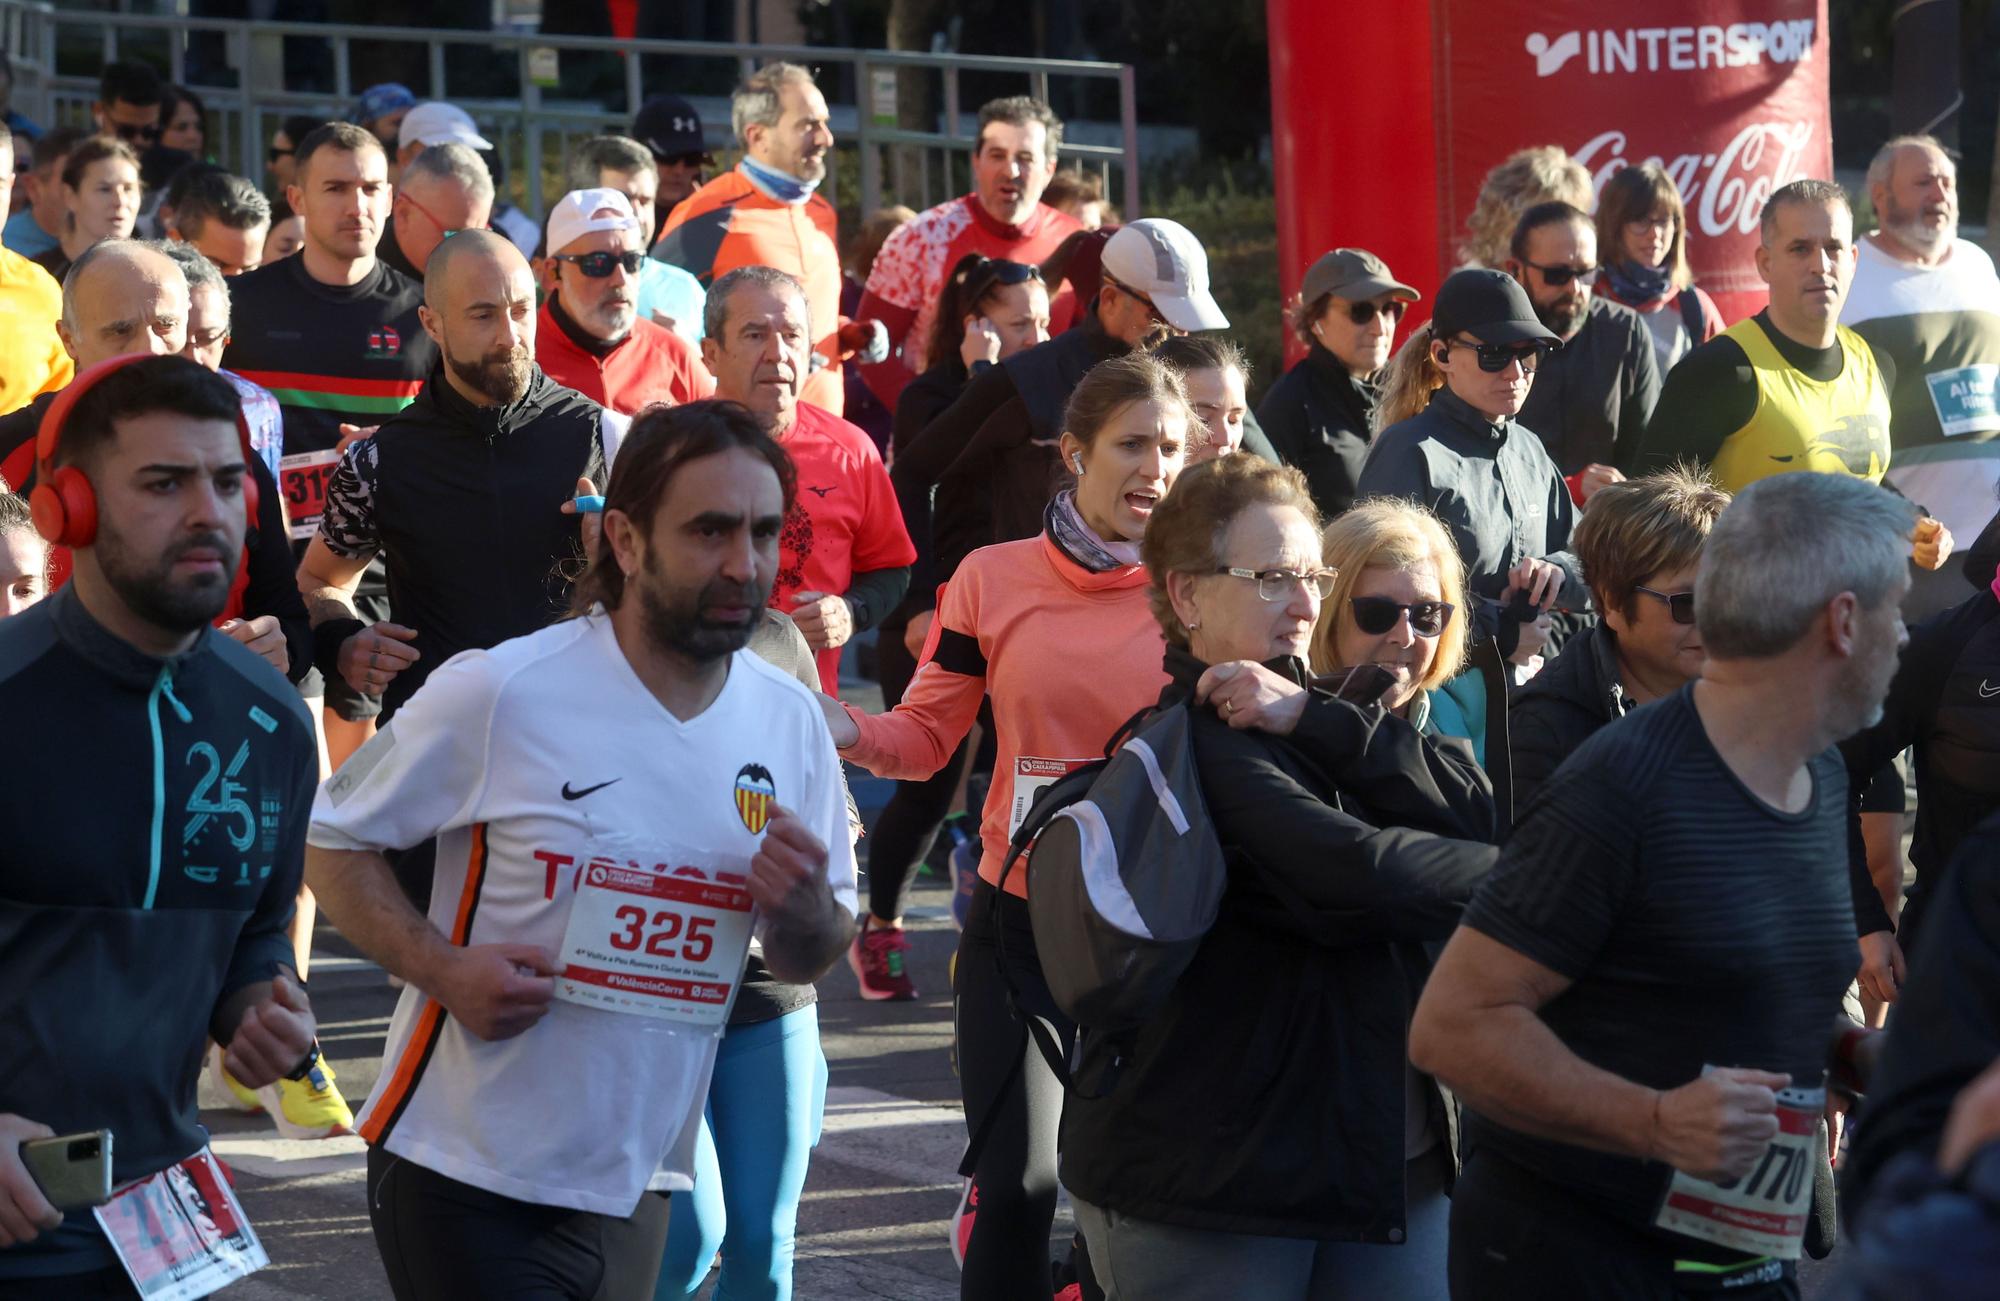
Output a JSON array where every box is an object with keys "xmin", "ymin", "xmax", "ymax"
[{"xmin": 20, "ymin": 1130, "xmax": 112, "ymax": 1210}]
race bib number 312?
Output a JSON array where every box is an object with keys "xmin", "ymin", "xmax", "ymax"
[{"xmin": 555, "ymin": 858, "xmax": 756, "ymax": 1031}]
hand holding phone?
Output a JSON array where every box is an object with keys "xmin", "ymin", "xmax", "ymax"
[
  {"xmin": 19, "ymin": 1130, "xmax": 111, "ymax": 1212},
  {"xmin": 0, "ymin": 1116, "xmax": 75, "ymax": 1245}
]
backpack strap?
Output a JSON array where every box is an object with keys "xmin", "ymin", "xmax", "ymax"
[{"xmin": 1677, "ymin": 288, "xmax": 1705, "ymax": 348}]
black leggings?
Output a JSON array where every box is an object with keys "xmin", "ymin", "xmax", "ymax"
[
  {"xmin": 867, "ymin": 626, "xmax": 996, "ymax": 922},
  {"xmin": 954, "ymin": 879, "xmax": 1076, "ymax": 1301},
  {"xmin": 367, "ymin": 1146, "xmax": 672, "ymax": 1301}
]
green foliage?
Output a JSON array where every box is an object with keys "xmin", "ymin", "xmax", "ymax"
[{"xmin": 1143, "ymin": 161, "xmax": 1283, "ymax": 406}]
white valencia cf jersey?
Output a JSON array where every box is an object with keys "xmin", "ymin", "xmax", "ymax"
[{"xmin": 307, "ymin": 612, "xmax": 858, "ymax": 1215}]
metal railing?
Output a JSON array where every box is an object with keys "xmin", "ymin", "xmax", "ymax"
[{"xmin": 0, "ymin": 1, "xmax": 1141, "ymax": 226}]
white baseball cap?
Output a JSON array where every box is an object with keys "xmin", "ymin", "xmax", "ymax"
[
  {"xmin": 546, "ymin": 187, "xmax": 639, "ymax": 254},
  {"xmin": 398, "ymin": 101, "xmax": 493, "ymax": 151},
  {"xmin": 1099, "ymin": 218, "xmax": 1229, "ymax": 332}
]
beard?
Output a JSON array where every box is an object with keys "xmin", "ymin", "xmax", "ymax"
[
  {"xmin": 1535, "ymin": 293, "xmax": 1587, "ymax": 339},
  {"xmin": 633, "ymin": 550, "xmax": 769, "ymax": 665},
  {"xmin": 1882, "ymin": 195, "xmax": 1953, "ymax": 258},
  {"xmin": 582, "ymin": 295, "xmax": 636, "ymax": 346},
  {"xmin": 446, "ymin": 339, "xmax": 533, "ymax": 406},
  {"xmin": 98, "ymin": 520, "xmax": 236, "ymax": 635}
]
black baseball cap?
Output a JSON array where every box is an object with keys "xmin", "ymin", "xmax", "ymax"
[
  {"xmin": 1432, "ymin": 268, "xmax": 1559, "ymax": 345},
  {"xmin": 632, "ymin": 95, "xmax": 712, "ymax": 163}
]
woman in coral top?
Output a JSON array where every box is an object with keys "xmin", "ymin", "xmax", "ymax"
[{"xmin": 820, "ymin": 351, "xmax": 1193, "ymax": 1299}]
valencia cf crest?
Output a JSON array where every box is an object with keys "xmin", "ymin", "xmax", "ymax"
[{"xmin": 734, "ymin": 763, "xmax": 776, "ymax": 834}]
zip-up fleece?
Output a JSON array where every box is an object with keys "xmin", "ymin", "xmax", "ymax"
[{"xmin": 0, "ymin": 587, "xmax": 314, "ymax": 1277}]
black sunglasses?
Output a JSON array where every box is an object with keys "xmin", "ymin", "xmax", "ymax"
[
  {"xmin": 268, "ymin": 145, "xmax": 295, "ymax": 162},
  {"xmin": 555, "ymin": 250, "xmax": 647, "ymax": 278},
  {"xmin": 969, "ymin": 257, "xmax": 1041, "ymax": 286},
  {"xmin": 111, "ymin": 121, "xmax": 159, "ymax": 144},
  {"xmin": 1343, "ymin": 299, "xmax": 1408, "ymax": 326},
  {"xmin": 1634, "ymin": 585, "xmax": 1696, "ymax": 625},
  {"xmin": 1522, "ymin": 260, "xmax": 1601, "ymax": 288},
  {"xmin": 1351, "ymin": 597, "xmax": 1454, "ymax": 637},
  {"xmin": 653, "ymin": 151, "xmax": 708, "ymax": 168},
  {"xmin": 1442, "ymin": 337, "xmax": 1553, "ymax": 374}
]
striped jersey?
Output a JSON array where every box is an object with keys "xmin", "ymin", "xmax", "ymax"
[
  {"xmin": 308, "ymin": 613, "xmax": 858, "ymax": 1214},
  {"xmin": 221, "ymin": 255, "xmax": 434, "ymax": 456}
]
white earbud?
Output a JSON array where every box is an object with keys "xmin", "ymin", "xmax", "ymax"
[{"xmin": 1071, "ymin": 454, "xmax": 1084, "ymax": 475}]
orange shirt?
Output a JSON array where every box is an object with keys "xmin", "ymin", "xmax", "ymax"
[
  {"xmin": 0, "ymin": 247, "xmax": 71, "ymax": 420},
  {"xmin": 655, "ymin": 167, "xmax": 846, "ymax": 416}
]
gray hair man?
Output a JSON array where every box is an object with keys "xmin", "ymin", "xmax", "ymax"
[
  {"xmin": 162, "ymin": 166, "xmax": 272, "ymax": 277},
  {"xmin": 380, "ymin": 142, "xmax": 494, "ymax": 283},
  {"xmin": 656, "ymin": 63, "xmax": 872, "ymax": 415},
  {"xmin": 1843, "ymin": 134, "xmax": 2000, "ymax": 618},
  {"xmin": 1413, "ymin": 470, "xmax": 1917, "ymax": 1298},
  {"xmin": 564, "ymin": 134, "xmax": 705, "ymax": 341},
  {"xmin": 699, "ymin": 265, "xmax": 913, "ymax": 691}
]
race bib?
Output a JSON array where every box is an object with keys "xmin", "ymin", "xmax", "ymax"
[
  {"xmin": 1652, "ymin": 1075, "xmax": 1826, "ymax": 1261},
  {"xmin": 555, "ymin": 855, "xmax": 757, "ymax": 1032},
  {"xmin": 93, "ymin": 1147, "xmax": 268, "ymax": 1300},
  {"xmin": 1927, "ymin": 364, "xmax": 2000, "ymax": 437},
  {"xmin": 279, "ymin": 449, "xmax": 342, "ymax": 541},
  {"xmin": 1009, "ymin": 757, "xmax": 1089, "ymax": 836}
]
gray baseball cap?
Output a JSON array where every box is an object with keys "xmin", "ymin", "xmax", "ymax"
[{"xmin": 1301, "ymin": 247, "xmax": 1418, "ymax": 305}]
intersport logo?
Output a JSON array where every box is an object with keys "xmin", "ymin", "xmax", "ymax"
[
  {"xmin": 1573, "ymin": 121, "xmax": 1817, "ymax": 239},
  {"xmin": 1525, "ymin": 21, "xmax": 1816, "ymax": 78}
]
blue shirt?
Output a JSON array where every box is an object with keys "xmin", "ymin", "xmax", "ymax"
[
  {"xmin": 2, "ymin": 207, "xmax": 57, "ymax": 259},
  {"xmin": 637, "ymin": 257, "xmax": 705, "ymax": 345}
]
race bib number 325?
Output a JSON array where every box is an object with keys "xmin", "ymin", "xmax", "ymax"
[{"xmin": 555, "ymin": 859, "xmax": 756, "ymax": 1031}]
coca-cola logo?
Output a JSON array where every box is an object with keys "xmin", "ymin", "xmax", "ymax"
[{"xmin": 1573, "ymin": 121, "xmax": 1816, "ymax": 239}]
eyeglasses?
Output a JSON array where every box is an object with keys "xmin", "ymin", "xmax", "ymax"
[
  {"xmin": 400, "ymin": 190, "xmax": 489, "ymax": 239},
  {"xmin": 1521, "ymin": 260, "xmax": 1601, "ymax": 288},
  {"xmin": 1342, "ymin": 299, "xmax": 1408, "ymax": 326},
  {"xmin": 1634, "ymin": 585, "xmax": 1696, "ymax": 625},
  {"xmin": 1213, "ymin": 567, "xmax": 1338, "ymax": 601},
  {"xmin": 1350, "ymin": 597, "xmax": 1454, "ymax": 637},
  {"xmin": 109, "ymin": 120, "xmax": 160, "ymax": 145},
  {"xmin": 555, "ymin": 250, "xmax": 647, "ymax": 278},
  {"xmin": 1442, "ymin": 336, "xmax": 1553, "ymax": 374},
  {"xmin": 1103, "ymin": 273, "xmax": 1170, "ymax": 328}
]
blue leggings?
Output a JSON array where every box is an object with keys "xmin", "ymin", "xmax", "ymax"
[{"xmin": 654, "ymin": 1003, "xmax": 828, "ymax": 1301}]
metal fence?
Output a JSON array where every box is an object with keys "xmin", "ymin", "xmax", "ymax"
[{"xmin": 0, "ymin": 0, "xmax": 1141, "ymax": 226}]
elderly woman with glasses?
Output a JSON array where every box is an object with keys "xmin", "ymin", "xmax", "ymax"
[
  {"xmin": 1061, "ymin": 454, "xmax": 1497, "ymax": 1301},
  {"xmin": 1257, "ymin": 248, "xmax": 1420, "ymax": 519}
]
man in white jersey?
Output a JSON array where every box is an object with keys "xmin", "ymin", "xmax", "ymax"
[
  {"xmin": 1843, "ymin": 134, "xmax": 2000, "ymax": 618},
  {"xmin": 305, "ymin": 399, "xmax": 856, "ymax": 1301}
]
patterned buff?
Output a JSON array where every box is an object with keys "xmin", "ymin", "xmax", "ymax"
[{"xmin": 1045, "ymin": 488, "xmax": 1142, "ymax": 573}]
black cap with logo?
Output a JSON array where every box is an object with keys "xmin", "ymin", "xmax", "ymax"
[
  {"xmin": 632, "ymin": 95, "xmax": 713, "ymax": 163},
  {"xmin": 1431, "ymin": 268, "xmax": 1560, "ymax": 345}
]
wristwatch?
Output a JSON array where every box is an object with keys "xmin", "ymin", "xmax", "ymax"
[{"xmin": 285, "ymin": 1040, "xmax": 323, "ymax": 1083}]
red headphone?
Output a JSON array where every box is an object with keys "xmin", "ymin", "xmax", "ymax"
[{"xmin": 32, "ymin": 353, "xmax": 261, "ymax": 547}]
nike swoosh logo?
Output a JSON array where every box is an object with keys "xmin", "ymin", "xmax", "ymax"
[
  {"xmin": 1979, "ymin": 681, "xmax": 2000, "ymax": 699},
  {"xmin": 561, "ymin": 779, "xmax": 621, "ymax": 800}
]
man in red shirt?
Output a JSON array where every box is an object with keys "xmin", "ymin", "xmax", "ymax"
[
  {"xmin": 857, "ymin": 96, "xmax": 1081, "ymax": 411},
  {"xmin": 535, "ymin": 188, "xmax": 711, "ymax": 415},
  {"xmin": 702, "ymin": 265, "xmax": 913, "ymax": 693},
  {"xmin": 654, "ymin": 62, "xmax": 883, "ymax": 417}
]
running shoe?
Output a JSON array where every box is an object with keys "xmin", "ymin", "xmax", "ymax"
[
  {"xmin": 848, "ymin": 918, "xmax": 918, "ymax": 1001},
  {"xmin": 206, "ymin": 1044, "xmax": 263, "ymax": 1114},
  {"xmin": 949, "ymin": 839, "xmax": 979, "ymax": 931},
  {"xmin": 952, "ymin": 1177, "xmax": 979, "ymax": 1269},
  {"xmin": 254, "ymin": 1052, "xmax": 355, "ymax": 1140}
]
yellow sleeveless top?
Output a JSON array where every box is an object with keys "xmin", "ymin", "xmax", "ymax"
[{"xmin": 1708, "ymin": 319, "xmax": 1892, "ymax": 494}]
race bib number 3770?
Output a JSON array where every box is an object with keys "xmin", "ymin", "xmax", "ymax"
[
  {"xmin": 1653, "ymin": 1073, "xmax": 1826, "ymax": 1261},
  {"xmin": 555, "ymin": 858, "xmax": 756, "ymax": 1031}
]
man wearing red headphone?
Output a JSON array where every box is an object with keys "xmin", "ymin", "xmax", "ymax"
[{"xmin": 0, "ymin": 353, "xmax": 320, "ymax": 1293}]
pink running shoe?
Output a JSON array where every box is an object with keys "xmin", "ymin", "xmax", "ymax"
[{"xmin": 847, "ymin": 919, "xmax": 918, "ymax": 1001}]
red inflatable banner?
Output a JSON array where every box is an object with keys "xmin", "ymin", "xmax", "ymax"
[{"xmin": 1270, "ymin": 0, "xmax": 1832, "ymax": 348}]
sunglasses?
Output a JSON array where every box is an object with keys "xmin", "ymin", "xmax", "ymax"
[
  {"xmin": 1214, "ymin": 567, "xmax": 1338, "ymax": 602},
  {"xmin": 1342, "ymin": 299, "xmax": 1408, "ymax": 326},
  {"xmin": 110, "ymin": 121, "xmax": 160, "ymax": 144},
  {"xmin": 1442, "ymin": 336, "xmax": 1553, "ymax": 374},
  {"xmin": 268, "ymin": 145, "xmax": 295, "ymax": 162},
  {"xmin": 1634, "ymin": 585, "xmax": 1696, "ymax": 625},
  {"xmin": 653, "ymin": 151, "xmax": 708, "ymax": 168},
  {"xmin": 1522, "ymin": 260, "xmax": 1601, "ymax": 288},
  {"xmin": 1104, "ymin": 273, "xmax": 1170, "ymax": 328},
  {"xmin": 970, "ymin": 257, "xmax": 1042, "ymax": 286},
  {"xmin": 555, "ymin": 250, "xmax": 647, "ymax": 278},
  {"xmin": 1350, "ymin": 597, "xmax": 1454, "ymax": 637}
]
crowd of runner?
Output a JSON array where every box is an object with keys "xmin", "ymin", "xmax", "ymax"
[{"xmin": 0, "ymin": 47, "xmax": 1997, "ymax": 1301}]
